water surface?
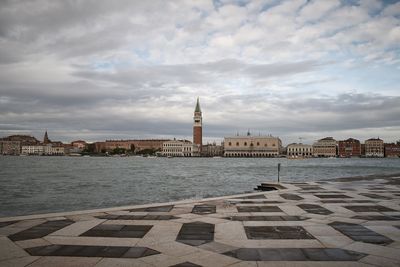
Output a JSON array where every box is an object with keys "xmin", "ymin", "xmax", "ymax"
[{"xmin": 1, "ymin": 156, "xmax": 399, "ymax": 217}]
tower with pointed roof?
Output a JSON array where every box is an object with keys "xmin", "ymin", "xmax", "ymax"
[
  {"xmin": 43, "ymin": 130, "xmax": 51, "ymax": 144},
  {"xmin": 193, "ymin": 97, "xmax": 202, "ymax": 151}
]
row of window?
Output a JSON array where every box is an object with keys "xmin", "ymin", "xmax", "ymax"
[
  {"xmin": 225, "ymin": 152, "xmax": 278, "ymax": 157},
  {"xmin": 227, "ymin": 142, "xmax": 276, "ymax": 147}
]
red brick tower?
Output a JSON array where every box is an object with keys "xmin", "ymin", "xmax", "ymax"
[{"xmin": 193, "ymin": 97, "xmax": 202, "ymax": 151}]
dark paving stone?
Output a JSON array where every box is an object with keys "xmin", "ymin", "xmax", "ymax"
[
  {"xmin": 26, "ymin": 245, "xmax": 160, "ymax": 258},
  {"xmin": 298, "ymin": 204, "xmax": 333, "ymax": 215},
  {"xmin": 300, "ymin": 191, "xmax": 342, "ymax": 194},
  {"xmin": 227, "ymin": 216, "xmax": 306, "ymax": 221},
  {"xmin": 297, "ymin": 185, "xmax": 324, "ymax": 190},
  {"xmin": 8, "ymin": 220, "xmax": 74, "ymax": 241},
  {"xmin": 244, "ymin": 226, "xmax": 314, "ymax": 239},
  {"xmin": 235, "ymin": 195, "xmax": 267, "ymax": 199},
  {"xmin": 329, "ymin": 221, "xmax": 393, "ymax": 245},
  {"xmin": 0, "ymin": 221, "xmax": 17, "ymax": 228},
  {"xmin": 320, "ymin": 200, "xmax": 373, "ymax": 204},
  {"xmin": 96, "ymin": 214, "xmax": 178, "ymax": 220},
  {"xmin": 315, "ymin": 194, "xmax": 352, "ymax": 199},
  {"xmin": 238, "ymin": 201, "xmax": 283, "ymax": 204},
  {"xmin": 176, "ymin": 222, "xmax": 214, "ymax": 246},
  {"xmin": 129, "ymin": 205, "xmax": 174, "ymax": 212},
  {"xmin": 237, "ymin": 206, "xmax": 282, "ymax": 213},
  {"xmin": 192, "ymin": 205, "xmax": 216, "ymax": 215},
  {"xmin": 81, "ymin": 224, "xmax": 152, "ymax": 238},
  {"xmin": 122, "ymin": 247, "xmax": 160, "ymax": 258},
  {"xmin": 352, "ymin": 215, "xmax": 400, "ymax": 221},
  {"xmin": 280, "ymin": 193, "xmax": 303, "ymax": 201},
  {"xmin": 170, "ymin": 262, "xmax": 202, "ymax": 267},
  {"xmin": 344, "ymin": 205, "xmax": 396, "ymax": 212},
  {"xmin": 359, "ymin": 193, "xmax": 392, "ymax": 200},
  {"xmin": 223, "ymin": 248, "xmax": 366, "ymax": 261}
]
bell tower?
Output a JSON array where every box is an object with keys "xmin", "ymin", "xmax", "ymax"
[{"xmin": 193, "ymin": 97, "xmax": 202, "ymax": 150}]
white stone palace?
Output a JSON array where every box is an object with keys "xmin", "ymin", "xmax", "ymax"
[{"xmin": 224, "ymin": 132, "xmax": 282, "ymax": 157}]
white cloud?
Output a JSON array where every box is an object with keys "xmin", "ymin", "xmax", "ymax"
[{"xmin": 0, "ymin": 0, "xmax": 399, "ymax": 143}]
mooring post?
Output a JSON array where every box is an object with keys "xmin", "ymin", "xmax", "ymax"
[{"xmin": 277, "ymin": 163, "xmax": 281, "ymax": 183}]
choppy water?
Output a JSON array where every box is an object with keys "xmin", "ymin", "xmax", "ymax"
[{"xmin": 0, "ymin": 156, "xmax": 399, "ymax": 217}]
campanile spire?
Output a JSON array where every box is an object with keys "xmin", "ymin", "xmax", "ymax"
[{"xmin": 193, "ymin": 97, "xmax": 202, "ymax": 150}]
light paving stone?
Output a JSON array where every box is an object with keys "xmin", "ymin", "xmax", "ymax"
[
  {"xmin": 198, "ymin": 241, "xmax": 238, "ymax": 254},
  {"xmin": 215, "ymin": 222, "xmax": 247, "ymax": 241},
  {"xmin": 26, "ymin": 256, "xmax": 101, "ymax": 267},
  {"xmin": 15, "ymin": 237, "xmax": 52, "ymax": 249},
  {"xmin": 387, "ymin": 241, "xmax": 400, "ymax": 248},
  {"xmin": 279, "ymin": 205, "xmax": 308, "ymax": 216},
  {"xmin": 242, "ymin": 221, "xmax": 318, "ymax": 227},
  {"xmin": 344, "ymin": 241, "xmax": 400, "ymax": 260},
  {"xmin": 228, "ymin": 261, "xmax": 258, "ymax": 267},
  {"xmin": 139, "ymin": 253, "xmax": 182, "ymax": 267},
  {"xmin": 248, "ymin": 212, "xmax": 287, "ymax": 216},
  {"xmin": 0, "ymin": 237, "xmax": 29, "ymax": 261},
  {"xmin": 0, "ymin": 256, "xmax": 40, "ymax": 267},
  {"xmin": 194, "ymin": 216, "xmax": 228, "ymax": 225},
  {"xmin": 256, "ymin": 261, "xmax": 372, "ymax": 267},
  {"xmin": 136, "ymin": 224, "xmax": 182, "ymax": 246},
  {"xmin": 44, "ymin": 235, "xmax": 140, "ymax": 247},
  {"xmin": 94, "ymin": 258, "xmax": 153, "ymax": 267},
  {"xmin": 106, "ymin": 210, "xmax": 131, "ymax": 216},
  {"xmin": 360, "ymin": 255, "xmax": 400, "ymax": 267},
  {"xmin": 149, "ymin": 241, "xmax": 201, "ymax": 257},
  {"xmin": 49, "ymin": 219, "xmax": 105, "ymax": 236},
  {"xmin": 185, "ymin": 249, "xmax": 241, "ymax": 267},
  {"xmin": 177, "ymin": 213, "xmax": 203, "ymax": 220},
  {"xmin": 218, "ymin": 239, "xmax": 323, "ymax": 249},
  {"xmin": 66, "ymin": 214, "xmax": 98, "ymax": 221},
  {"xmin": 303, "ymin": 225, "xmax": 343, "ymax": 236}
]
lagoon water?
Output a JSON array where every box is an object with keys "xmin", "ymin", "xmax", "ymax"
[{"xmin": 1, "ymin": 156, "xmax": 399, "ymax": 217}]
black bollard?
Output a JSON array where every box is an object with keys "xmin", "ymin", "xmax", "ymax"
[{"xmin": 278, "ymin": 163, "xmax": 281, "ymax": 183}]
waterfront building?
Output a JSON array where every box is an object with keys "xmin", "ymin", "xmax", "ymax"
[
  {"xmin": 365, "ymin": 138, "xmax": 384, "ymax": 157},
  {"xmin": 313, "ymin": 137, "xmax": 337, "ymax": 157},
  {"xmin": 162, "ymin": 139, "xmax": 200, "ymax": 157},
  {"xmin": 338, "ymin": 138, "xmax": 361, "ymax": 157},
  {"xmin": 102, "ymin": 139, "xmax": 169, "ymax": 153},
  {"xmin": 71, "ymin": 140, "xmax": 87, "ymax": 150},
  {"xmin": 224, "ymin": 133, "xmax": 282, "ymax": 157},
  {"xmin": 94, "ymin": 142, "xmax": 106, "ymax": 153},
  {"xmin": 385, "ymin": 143, "xmax": 400, "ymax": 158},
  {"xmin": 0, "ymin": 141, "xmax": 21, "ymax": 155},
  {"xmin": 193, "ymin": 97, "xmax": 203, "ymax": 152},
  {"xmin": 21, "ymin": 145, "xmax": 45, "ymax": 155},
  {"xmin": 44, "ymin": 145, "xmax": 65, "ymax": 156},
  {"xmin": 1, "ymin": 135, "xmax": 39, "ymax": 145},
  {"xmin": 202, "ymin": 142, "xmax": 224, "ymax": 157},
  {"xmin": 287, "ymin": 143, "xmax": 313, "ymax": 158}
]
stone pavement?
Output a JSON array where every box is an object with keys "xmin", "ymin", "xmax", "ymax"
[{"xmin": 1, "ymin": 176, "xmax": 400, "ymax": 266}]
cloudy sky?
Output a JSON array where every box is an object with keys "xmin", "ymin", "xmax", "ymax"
[{"xmin": 0, "ymin": 0, "xmax": 399, "ymax": 144}]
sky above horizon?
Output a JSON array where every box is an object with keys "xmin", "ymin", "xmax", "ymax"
[{"xmin": 0, "ymin": 0, "xmax": 399, "ymax": 145}]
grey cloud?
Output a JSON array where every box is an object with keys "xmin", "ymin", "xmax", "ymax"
[{"xmin": 73, "ymin": 59, "xmax": 322, "ymax": 88}]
